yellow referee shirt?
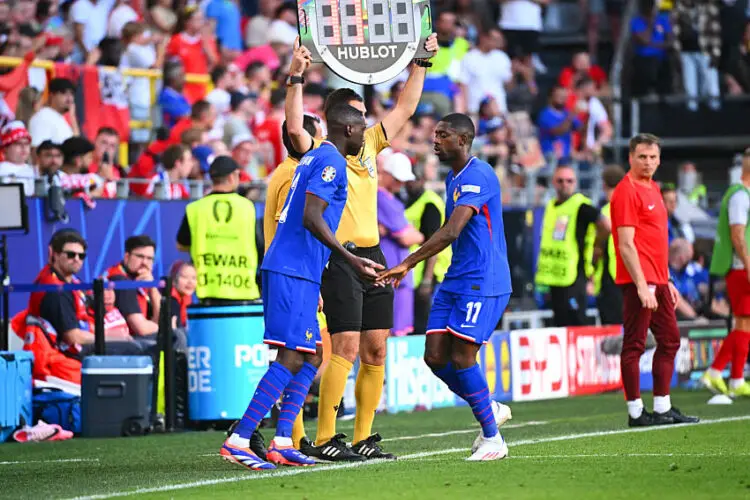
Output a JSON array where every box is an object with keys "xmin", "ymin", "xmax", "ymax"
[{"xmin": 336, "ymin": 124, "xmax": 390, "ymax": 247}]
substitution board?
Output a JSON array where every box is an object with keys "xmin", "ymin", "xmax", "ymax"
[{"xmin": 297, "ymin": 0, "xmax": 434, "ymax": 85}]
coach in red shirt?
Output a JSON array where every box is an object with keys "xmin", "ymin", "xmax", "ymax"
[{"xmin": 611, "ymin": 133, "xmax": 699, "ymax": 427}]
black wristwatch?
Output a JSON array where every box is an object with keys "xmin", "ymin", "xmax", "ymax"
[
  {"xmin": 413, "ymin": 59, "xmax": 432, "ymax": 68},
  {"xmin": 286, "ymin": 74, "xmax": 305, "ymax": 86}
]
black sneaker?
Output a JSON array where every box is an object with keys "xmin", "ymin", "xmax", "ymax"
[
  {"xmin": 301, "ymin": 434, "xmax": 365, "ymax": 462},
  {"xmin": 654, "ymin": 407, "xmax": 699, "ymax": 425},
  {"xmin": 250, "ymin": 429, "xmax": 269, "ymax": 461},
  {"xmin": 352, "ymin": 433, "xmax": 397, "ymax": 460},
  {"xmin": 628, "ymin": 409, "xmax": 656, "ymax": 427}
]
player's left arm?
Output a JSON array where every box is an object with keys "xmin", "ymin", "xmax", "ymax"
[{"xmin": 381, "ymin": 34, "xmax": 438, "ymax": 139}]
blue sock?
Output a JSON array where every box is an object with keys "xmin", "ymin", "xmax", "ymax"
[
  {"xmin": 234, "ymin": 363, "xmax": 293, "ymax": 439},
  {"xmin": 431, "ymin": 362, "xmax": 464, "ymax": 400},
  {"xmin": 276, "ymin": 362, "xmax": 317, "ymax": 438},
  {"xmin": 456, "ymin": 364, "xmax": 497, "ymax": 438}
]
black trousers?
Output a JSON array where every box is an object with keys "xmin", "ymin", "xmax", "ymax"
[{"xmin": 550, "ymin": 280, "xmax": 589, "ymax": 327}]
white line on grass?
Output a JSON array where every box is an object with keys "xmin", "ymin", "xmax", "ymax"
[
  {"xmin": 66, "ymin": 415, "xmax": 750, "ymax": 500},
  {"xmin": 381, "ymin": 420, "xmax": 549, "ymax": 442},
  {"xmin": 1, "ymin": 458, "xmax": 99, "ymax": 466}
]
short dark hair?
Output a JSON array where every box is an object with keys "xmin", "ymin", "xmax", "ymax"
[
  {"xmin": 48, "ymin": 78, "xmax": 75, "ymax": 94},
  {"xmin": 324, "ymin": 88, "xmax": 363, "ymax": 117},
  {"xmin": 163, "ymin": 144, "xmax": 189, "ymax": 171},
  {"xmin": 602, "ymin": 165, "xmax": 626, "ymax": 189},
  {"xmin": 282, "ymin": 115, "xmax": 320, "ymax": 160},
  {"xmin": 574, "ymin": 75, "xmax": 595, "ymax": 90},
  {"xmin": 181, "ymin": 127, "xmax": 203, "ymax": 146},
  {"xmin": 326, "ymin": 103, "xmax": 365, "ymax": 134},
  {"xmin": 97, "ymin": 126, "xmax": 119, "ymax": 138},
  {"xmin": 125, "ymin": 235, "xmax": 156, "ymax": 254},
  {"xmin": 439, "ymin": 113, "xmax": 476, "ymax": 144},
  {"xmin": 163, "ymin": 60, "xmax": 184, "ymax": 87},
  {"xmin": 50, "ymin": 230, "xmax": 87, "ymax": 253},
  {"xmin": 629, "ymin": 133, "xmax": 660, "ymax": 153},
  {"xmin": 270, "ymin": 88, "xmax": 287, "ymax": 108},
  {"xmin": 211, "ymin": 65, "xmax": 228, "ymax": 85},
  {"xmin": 191, "ymin": 100, "xmax": 212, "ymax": 120},
  {"xmin": 548, "ymin": 84, "xmax": 566, "ymax": 98},
  {"xmin": 245, "ymin": 61, "xmax": 267, "ymax": 79}
]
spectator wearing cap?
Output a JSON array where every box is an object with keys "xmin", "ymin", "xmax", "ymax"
[
  {"xmin": 377, "ymin": 151, "xmax": 424, "ymax": 336},
  {"xmin": 0, "ymin": 121, "xmax": 34, "ymax": 195},
  {"xmin": 28, "ymin": 78, "xmax": 76, "ymax": 148},
  {"xmin": 166, "ymin": 6, "xmax": 219, "ymax": 104},
  {"xmin": 192, "ymin": 144, "xmax": 215, "ymax": 178},
  {"xmin": 234, "ymin": 18, "xmax": 296, "ymax": 73},
  {"xmin": 176, "ymin": 156, "xmax": 262, "ymax": 303},
  {"xmin": 146, "ymin": 144, "xmax": 193, "ymax": 200},
  {"xmin": 222, "ymin": 91, "xmax": 255, "ymax": 147},
  {"xmin": 70, "ymin": 0, "xmax": 116, "ymax": 64},
  {"xmin": 168, "ymin": 100, "xmax": 217, "ymax": 146},
  {"xmin": 205, "ymin": 0, "xmax": 243, "ymax": 60},
  {"xmin": 458, "ymin": 27, "xmax": 513, "ymax": 114},
  {"xmin": 158, "ymin": 60, "xmax": 191, "ymax": 129},
  {"xmin": 231, "ymin": 133, "xmax": 258, "ymax": 181}
]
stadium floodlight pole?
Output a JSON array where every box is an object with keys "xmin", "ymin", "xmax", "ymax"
[
  {"xmin": 93, "ymin": 278, "xmax": 106, "ymax": 355},
  {"xmin": 161, "ymin": 276, "xmax": 176, "ymax": 432}
]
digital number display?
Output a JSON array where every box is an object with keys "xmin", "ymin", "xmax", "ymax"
[{"xmin": 316, "ymin": 0, "xmax": 416, "ymax": 46}]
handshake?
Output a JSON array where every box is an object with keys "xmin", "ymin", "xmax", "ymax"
[{"xmin": 344, "ymin": 254, "xmax": 410, "ymax": 288}]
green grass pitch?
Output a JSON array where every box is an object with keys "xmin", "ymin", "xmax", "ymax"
[{"xmin": 1, "ymin": 389, "xmax": 749, "ymax": 499}]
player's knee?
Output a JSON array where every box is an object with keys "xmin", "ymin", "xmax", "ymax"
[
  {"xmin": 450, "ymin": 350, "xmax": 475, "ymax": 370},
  {"xmin": 360, "ymin": 342, "xmax": 386, "ymax": 366},
  {"xmin": 331, "ymin": 334, "xmax": 359, "ymax": 363},
  {"xmin": 276, "ymin": 349, "xmax": 305, "ymax": 374},
  {"xmin": 423, "ymin": 350, "xmax": 448, "ymax": 371},
  {"xmin": 306, "ymin": 350, "xmax": 324, "ymax": 369}
]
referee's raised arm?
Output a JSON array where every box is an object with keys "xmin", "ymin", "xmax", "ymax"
[{"xmin": 285, "ymin": 37, "xmax": 314, "ymax": 153}]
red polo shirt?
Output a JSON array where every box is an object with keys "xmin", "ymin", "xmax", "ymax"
[{"xmin": 610, "ymin": 174, "xmax": 669, "ymax": 285}]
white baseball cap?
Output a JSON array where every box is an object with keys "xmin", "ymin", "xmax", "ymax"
[{"xmin": 382, "ymin": 152, "xmax": 415, "ymax": 182}]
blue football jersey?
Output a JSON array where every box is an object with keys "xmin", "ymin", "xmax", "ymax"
[
  {"xmin": 262, "ymin": 142, "xmax": 348, "ymax": 283},
  {"xmin": 441, "ymin": 156, "xmax": 512, "ymax": 297}
]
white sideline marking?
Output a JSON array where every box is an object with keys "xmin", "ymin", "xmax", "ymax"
[
  {"xmin": 1, "ymin": 458, "xmax": 99, "ymax": 466},
  {"xmin": 66, "ymin": 415, "xmax": 750, "ymax": 500},
  {"xmin": 196, "ymin": 420, "xmax": 550, "ymax": 456},
  {"xmin": 381, "ymin": 420, "xmax": 549, "ymax": 442}
]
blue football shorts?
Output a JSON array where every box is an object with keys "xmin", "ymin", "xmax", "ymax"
[
  {"xmin": 261, "ymin": 270, "xmax": 322, "ymax": 354},
  {"xmin": 426, "ymin": 288, "xmax": 510, "ymax": 345}
]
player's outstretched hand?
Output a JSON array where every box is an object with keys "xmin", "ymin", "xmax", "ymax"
[
  {"xmin": 290, "ymin": 36, "xmax": 312, "ymax": 76},
  {"xmin": 377, "ymin": 263, "xmax": 410, "ymax": 289},
  {"xmin": 425, "ymin": 33, "xmax": 438, "ymax": 55},
  {"xmin": 348, "ymin": 256, "xmax": 384, "ymax": 283},
  {"xmin": 637, "ymin": 285, "xmax": 658, "ymax": 312}
]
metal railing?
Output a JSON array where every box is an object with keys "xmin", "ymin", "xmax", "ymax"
[
  {"xmin": 0, "ymin": 55, "xmax": 212, "ymax": 166},
  {"xmin": 609, "ymin": 0, "xmax": 638, "ymax": 162}
]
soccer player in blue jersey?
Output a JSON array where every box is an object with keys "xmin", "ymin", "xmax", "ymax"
[
  {"xmin": 379, "ymin": 113, "xmax": 513, "ymax": 461},
  {"xmin": 220, "ymin": 104, "xmax": 382, "ymax": 470}
]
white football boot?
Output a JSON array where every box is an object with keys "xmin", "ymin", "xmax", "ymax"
[
  {"xmin": 471, "ymin": 401, "xmax": 512, "ymax": 453},
  {"xmin": 466, "ymin": 434, "xmax": 508, "ymax": 461}
]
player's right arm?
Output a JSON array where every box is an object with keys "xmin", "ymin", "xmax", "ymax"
[
  {"xmin": 302, "ymin": 157, "xmax": 382, "ymax": 281},
  {"xmin": 617, "ymin": 227, "xmax": 657, "ymax": 311},
  {"xmin": 286, "ymin": 38, "xmax": 314, "ymax": 154}
]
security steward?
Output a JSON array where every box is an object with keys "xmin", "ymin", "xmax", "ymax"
[
  {"xmin": 403, "ymin": 166, "xmax": 451, "ymax": 336},
  {"xmin": 535, "ymin": 165, "xmax": 611, "ymax": 326},
  {"xmin": 593, "ymin": 165, "xmax": 626, "ymax": 325},
  {"xmin": 176, "ymin": 156, "xmax": 262, "ymax": 303}
]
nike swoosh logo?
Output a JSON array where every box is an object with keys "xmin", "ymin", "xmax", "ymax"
[{"xmin": 647, "ymin": 205, "xmax": 655, "ymax": 210}]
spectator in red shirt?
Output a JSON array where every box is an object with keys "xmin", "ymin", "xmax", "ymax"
[
  {"xmin": 252, "ymin": 88, "xmax": 286, "ymax": 173},
  {"xmin": 166, "ymin": 6, "xmax": 219, "ymax": 104},
  {"xmin": 145, "ymin": 143, "xmax": 193, "ymax": 200},
  {"xmin": 168, "ymin": 100, "xmax": 217, "ymax": 145},
  {"xmin": 558, "ymin": 51, "xmax": 609, "ymax": 94},
  {"xmin": 611, "ymin": 133, "xmax": 698, "ymax": 427},
  {"xmin": 128, "ymin": 137, "xmax": 170, "ymax": 197}
]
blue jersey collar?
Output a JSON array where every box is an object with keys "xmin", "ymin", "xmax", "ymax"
[{"xmin": 453, "ymin": 156, "xmax": 477, "ymax": 181}]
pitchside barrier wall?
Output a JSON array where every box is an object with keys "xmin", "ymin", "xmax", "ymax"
[{"xmin": 344, "ymin": 321, "xmax": 728, "ymax": 415}]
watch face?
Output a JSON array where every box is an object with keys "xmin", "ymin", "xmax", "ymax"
[{"xmin": 297, "ymin": 0, "xmax": 433, "ymax": 85}]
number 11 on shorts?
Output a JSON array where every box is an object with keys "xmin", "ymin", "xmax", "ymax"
[{"xmin": 466, "ymin": 301, "xmax": 482, "ymax": 324}]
